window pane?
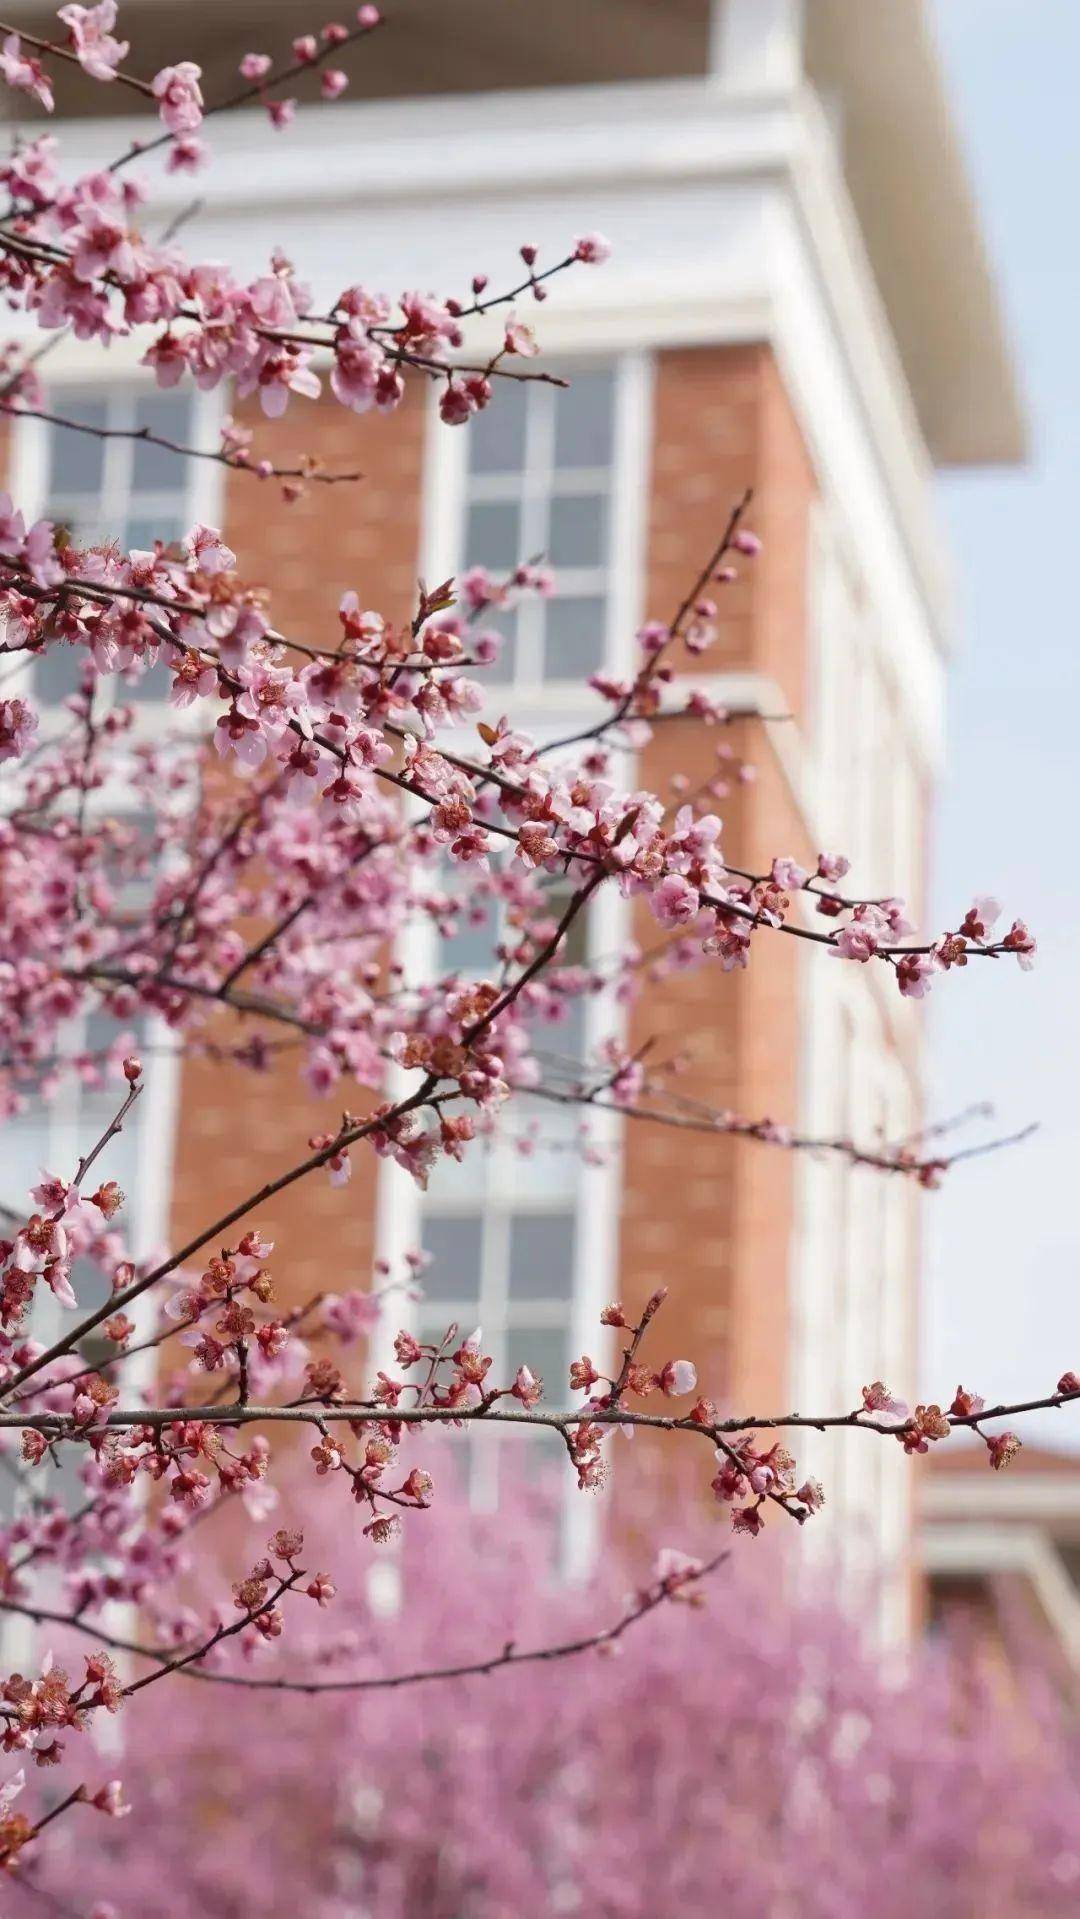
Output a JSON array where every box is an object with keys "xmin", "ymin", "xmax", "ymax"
[
  {"xmin": 33, "ymin": 642, "xmax": 85, "ymax": 706},
  {"xmin": 548, "ymin": 493, "xmax": 606, "ymax": 569},
  {"xmin": 542, "ymin": 596, "xmax": 606, "ymax": 680},
  {"xmin": 467, "ymin": 382, "xmax": 527, "ymax": 475},
  {"xmin": 508, "ymin": 1211, "xmax": 576, "ymax": 1302},
  {"xmin": 416, "ymin": 1312, "xmax": 475, "ymax": 1359},
  {"xmin": 505, "ymin": 1324, "xmax": 569, "ymax": 1408},
  {"xmin": 132, "ymin": 394, "xmax": 193, "ymax": 492},
  {"xmin": 46, "ymin": 402, "xmax": 107, "ymax": 496},
  {"xmin": 476, "ymin": 604, "xmax": 518, "ymax": 685},
  {"xmin": 465, "ymin": 499, "xmax": 521, "ymax": 572},
  {"xmin": 120, "ymin": 655, "xmax": 172, "ymax": 704},
  {"xmin": 420, "ymin": 1212, "xmax": 483, "ymax": 1305},
  {"xmin": 438, "ymin": 893, "xmax": 499, "ymax": 978},
  {"xmin": 124, "ymin": 513, "xmax": 185, "ymax": 554},
  {"xmin": 554, "ymin": 369, "xmax": 614, "ymax": 469},
  {"xmin": 534, "ymin": 887, "xmax": 590, "ymax": 970}
]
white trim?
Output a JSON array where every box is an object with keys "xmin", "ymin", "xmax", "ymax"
[
  {"xmin": 923, "ymin": 1521, "xmax": 1080, "ymax": 1669},
  {"xmin": 713, "ymin": 0, "xmax": 806, "ymax": 93},
  {"xmin": 32, "ymin": 79, "xmax": 951, "ymax": 658},
  {"xmin": 379, "ymin": 348, "xmax": 649, "ymax": 1569},
  {"xmin": 924, "ymin": 1473, "xmax": 1080, "ymax": 1526}
]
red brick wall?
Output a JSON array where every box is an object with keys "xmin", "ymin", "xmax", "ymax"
[
  {"xmin": 620, "ymin": 345, "xmax": 818, "ymax": 1423},
  {"xmin": 170, "ymin": 348, "xmax": 823, "ymax": 1406},
  {"xmin": 168, "ymin": 388, "xmax": 426, "ymax": 1310}
]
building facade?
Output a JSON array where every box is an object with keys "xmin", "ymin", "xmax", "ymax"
[{"xmin": 3, "ymin": 0, "xmax": 1024, "ymax": 1632}]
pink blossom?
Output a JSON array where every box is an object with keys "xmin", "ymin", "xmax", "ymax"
[
  {"xmin": 183, "ymin": 524, "xmax": 236, "ymax": 575},
  {"xmin": 166, "ymin": 136, "xmax": 208, "ymax": 174},
  {"xmin": 57, "ymin": 3, "xmax": 129, "ymax": 82},
  {"xmin": 151, "ymin": 62, "xmax": 204, "ymax": 135},
  {"xmin": 650, "ymin": 874, "xmax": 700, "ymax": 929},
  {"xmin": 0, "ymin": 697, "xmax": 38, "ymax": 763},
  {"xmin": 573, "ymin": 232, "xmax": 612, "ymax": 264},
  {"xmin": 896, "ymin": 951, "xmax": 937, "ymax": 1000},
  {"xmin": 1003, "ymin": 918, "xmax": 1038, "ymax": 970},
  {"xmin": 660, "ymin": 1359, "xmax": 697, "ymax": 1398},
  {"xmin": 503, "ymin": 314, "xmax": 538, "ymax": 357},
  {"xmin": 0, "ymin": 35, "xmax": 55, "ymax": 111},
  {"xmin": 960, "ymin": 895, "xmax": 1002, "ymax": 940},
  {"xmin": 986, "ymin": 1431, "xmax": 1023, "ymax": 1470},
  {"xmin": 771, "ymin": 857, "xmax": 807, "ymax": 892},
  {"xmin": 239, "ymin": 52, "xmax": 272, "ymax": 81}
]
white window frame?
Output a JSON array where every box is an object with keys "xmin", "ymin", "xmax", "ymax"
[
  {"xmin": 421, "ymin": 351, "xmax": 653, "ymax": 728},
  {"xmin": 8, "ymin": 378, "xmax": 223, "ymax": 734},
  {"xmin": 1, "ymin": 373, "xmax": 221, "ymax": 1376},
  {"xmin": 376, "ymin": 352, "xmax": 651, "ymax": 1573}
]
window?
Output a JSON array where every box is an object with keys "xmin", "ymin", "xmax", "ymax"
[
  {"xmin": 0, "ymin": 999, "xmax": 177, "ymax": 1536},
  {"xmin": 419, "ymin": 873, "xmax": 593, "ymax": 1405},
  {"xmin": 460, "ymin": 365, "xmax": 619, "ymax": 688},
  {"xmin": 30, "ymin": 384, "xmax": 201, "ymax": 708},
  {"xmin": 404, "ymin": 870, "xmax": 612, "ymax": 1511}
]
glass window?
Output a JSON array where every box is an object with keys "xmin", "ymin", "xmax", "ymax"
[
  {"xmin": 459, "ymin": 364, "xmax": 618, "ymax": 688},
  {"xmin": 414, "ymin": 881, "xmax": 599, "ymax": 1496},
  {"xmin": 35, "ymin": 385, "xmax": 198, "ymax": 710}
]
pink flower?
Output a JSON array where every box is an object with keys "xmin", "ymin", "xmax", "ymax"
[
  {"xmin": 896, "ymin": 951, "xmax": 937, "ymax": 1000},
  {"xmin": 573, "ymin": 232, "xmax": 612, "ymax": 264},
  {"xmin": 320, "ymin": 69, "xmax": 348, "ymax": 100},
  {"xmin": 183, "ymin": 523, "xmax": 235, "ymax": 575},
  {"xmin": 239, "ymin": 52, "xmax": 272, "ymax": 82},
  {"xmin": 960, "ymin": 895, "xmax": 1001, "ymax": 941},
  {"xmin": 166, "ymin": 136, "xmax": 208, "ymax": 174},
  {"xmin": 0, "ymin": 35, "xmax": 54, "ymax": 111},
  {"xmin": 660, "ymin": 1359, "xmax": 697, "ymax": 1398},
  {"xmin": 733, "ymin": 529, "xmax": 762, "ymax": 557},
  {"xmin": 949, "ymin": 1386, "xmax": 986, "ymax": 1419},
  {"xmin": 58, "ymin": 3, "xmax": 129, "ymax": 82},
  {"xmin": 321, "ymin": 1291, "xmax": 381, "ymax": 1343},
  {"xmin": 503, "ymin": 314, "xmax": 538, "ymax": 357},
  {"xmin": 1003, "ymin": 919, "xmax": 1037, "ymax": 970},
  {"xmin": 439, "ymin": 380, "xmax": 475, "ymax": 426},
  {"xmin": 816, "ymin": 851, "xmax": 850, "ymax": 883},
  {"xmin": 861, "ymin": 1381, "xmax": 910, "ymax": 1422},
  {"xmin": 511, "ymin": 1364, "xmax": 543, "ymax": 1407},
  {"xmin": 986, "ymin": 1431, "xmax": 1022, "ymax": 1471},
  {"xmin": 832, "ymin": 906, "xmax": 887, "ymax": 963},
  {"xmin": 152, "ymin": 62, "xmax": 204, "ymax": 135},
  {"xmin": 653, "ymin": 1547, "xmax": 702, "ymax": 1590},
  {"xmin": 771, "ymin": 857, "xmax": 807, "ymax": 892},
  {"xmin": 651, "ymin": 874, "xmax": 700, "ymax": 929},
  {"xmin": 0, "ymin": 697, "xmax": 38, "ymax": 763}
]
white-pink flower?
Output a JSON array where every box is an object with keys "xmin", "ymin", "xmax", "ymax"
[
  {"xmin": 660, "ymin": 1359, "xmax": 698, "ymax": 1398},
  {"xmin": 0, "ymin": 35, "xmax": 55, "ymax": 111},
  {"xmin": 183, "ymin": 524, "xmax": 236, "ymax": 576},
  {"xmin": 651, "ymin": 874, "xmax": 700, "ymax": 929},
  {"xmin": 152, "ymin": 62, "xmax": 204, "ymax": 135},
  {"xmin": 574, "ymin": 232, "xmax": 612, "ymax": 264},
  {"xmin": 58, "ymin": 3, "xmax": 129, "ymax": 82}
]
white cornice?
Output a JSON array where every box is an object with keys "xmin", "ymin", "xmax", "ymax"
[{"xmin": 33, "ymin": 79, "xmax": 955, "ymax": 658}]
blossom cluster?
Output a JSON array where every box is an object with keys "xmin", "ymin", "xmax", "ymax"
[{"xmin": 0, "ymin": 8, "xmax": 1058, "ymax": 1892}]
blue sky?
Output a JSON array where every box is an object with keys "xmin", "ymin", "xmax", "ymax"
[{"xmin": 924, "ymin": 1, "xmax": 1080, "ymax": 1438}]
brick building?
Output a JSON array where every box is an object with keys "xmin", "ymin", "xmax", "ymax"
[{"xmin": 4, "ymin": 1, "xmax": 1024, "ymax": 1632}]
